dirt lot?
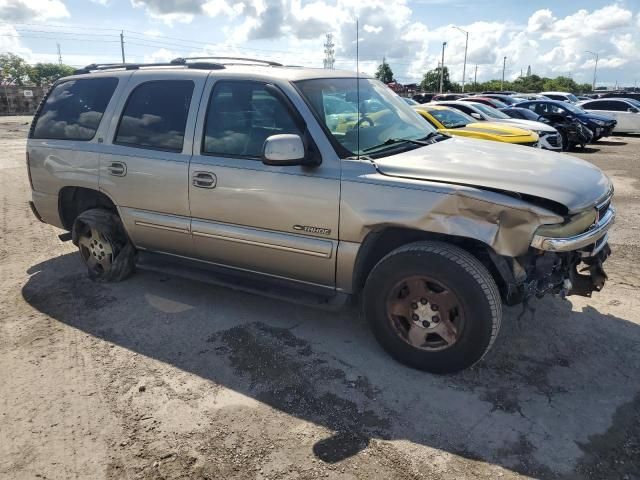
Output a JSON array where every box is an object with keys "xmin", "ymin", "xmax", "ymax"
[{"xmin": 1, "ymin": 115, "xmax": 639, "ymax": 480}]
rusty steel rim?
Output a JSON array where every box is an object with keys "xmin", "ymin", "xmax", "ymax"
[{"xmin": 386, "ymin": 275, "xmax": 464, "ymax": 351}]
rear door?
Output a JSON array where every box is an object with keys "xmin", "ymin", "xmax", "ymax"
[
  {"xmin": 99, "ymin": 71, "xmax": 205, "ymax": 256},
  {"xmin": 188, "ymin": 78, "xmax": 340, "ymax": 288}
]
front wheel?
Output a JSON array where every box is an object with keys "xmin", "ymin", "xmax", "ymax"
[
  {"xmin": 363, "ymin": 241, "xmax": 502, "ymax": 374},
  {"xmin": 72, "ymin": 208, "xmax": 136, "ymax": 282}
]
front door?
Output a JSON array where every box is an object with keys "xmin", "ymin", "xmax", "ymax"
[
  {"xmin": 188, "ymin": 79, "xmax": 340, "ymax": 288},
  {"xmin": 99, "ymin": 72, "xmax": 205, "ymax": 256}
]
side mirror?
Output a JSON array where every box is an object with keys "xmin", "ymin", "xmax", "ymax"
[
  {"xmin": 262, "ymin": 134, "xmax": 306, "ymax": 166},
  {"xmin": 470, "ymin": 112, "xmax": 482, "ymax": 120},
  {"xmin": 628, "ymin": 108, "xmax": 639, "ymax": 113}
]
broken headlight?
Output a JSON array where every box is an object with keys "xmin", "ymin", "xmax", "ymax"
[{"xmin": 535, "ymin": 208, "xmax": 597, "ymax": 238}]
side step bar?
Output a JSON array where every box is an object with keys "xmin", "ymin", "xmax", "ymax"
[{"xmin": 136, "ymin": 251, "xmax": 351, "ymax": 311}]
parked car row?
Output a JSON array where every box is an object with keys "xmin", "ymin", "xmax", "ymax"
[{"xmin": 407, "ymin": 89, "xmax": 639, "ymax": 151}]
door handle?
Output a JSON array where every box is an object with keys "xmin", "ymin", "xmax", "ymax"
[
  {"xmin": 107, "ymin": 161, "xmax": 127, "ymax": 177},
  {"xmin": 192, "ymin": 171, "xmax": 217, "ymax": 189}
]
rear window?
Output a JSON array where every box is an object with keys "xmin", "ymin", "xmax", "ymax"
[
  {"xmin": 31, "ymin": 77, "xmax": 118, "ymax": 141},
  {"xmin": 115, "ymin": 80, "xmax": 194, "ymax": 152}
]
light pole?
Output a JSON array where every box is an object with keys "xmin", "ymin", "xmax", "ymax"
[
  {"xmin": 501, "ymin": 56, "xmax": 506, "ymax": 91},
  {"xmin": 585, "ymin": 50, "xmax": 599, "ymax": 92},
  {"xmin": 439, "ymin": 42, "xmax": 447, "ymax": 93},
  {"xmin": 452, "ymin": 26, "xmax": 469, "ymax": 93}
]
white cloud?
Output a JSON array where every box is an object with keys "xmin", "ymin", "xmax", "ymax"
[{"xmin": 0, "ymin": 0, "xmax": 69, "ymax": 22}]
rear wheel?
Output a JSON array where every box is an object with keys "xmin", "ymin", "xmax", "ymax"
[
  {"xmin": 364, "ymin": 241, "xmax": 502, "ymax": 374},
  {"xmin": 73, "ymin": 209, "xmax": 135, "ymax": 282}
]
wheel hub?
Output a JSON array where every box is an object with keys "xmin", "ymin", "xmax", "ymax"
[
  {"xmin": 410, "ymin": 299, "xmax": 440, "ymax": 329},
  {"xmin": 386, "ymin": 275, "xmax": 463, "ymax": 351},
  {"xmin": 78, "ymin": 228, "xmax": 114, "ymax": 272}
]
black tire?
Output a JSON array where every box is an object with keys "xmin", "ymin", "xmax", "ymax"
[
  {"xmin": 363, "ymin": 241, "xmax": 502, "ymax": 374},
  {"xmin": 72, "ymin": 208, "xmax": 136, "ymax": 282},
  {"xmin": 559, "ymin": 130, "xmax": 570, "ymax": 151}
]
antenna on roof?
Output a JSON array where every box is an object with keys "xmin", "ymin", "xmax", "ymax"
[{"xmin": 356, "ymin": 17, "xmax": 360, "ymax": 160}]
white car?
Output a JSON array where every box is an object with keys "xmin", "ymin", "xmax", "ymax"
[
  {"xmin": 540, "ymin": 92, "xmax": 580, "ymax": 104},
  {"xmin": 436, "ymin": 100, "xmax": 563, "ymax": 151},
  {"xmin": 577, "ymin": 98, "xmax": 640, "ymax": 133}
]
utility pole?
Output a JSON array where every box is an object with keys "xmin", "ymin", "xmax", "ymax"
[
  {"xmin": 439, "ymin": 42, "xmax": 447, "ymax": 93},
  {"xmin": 585, "ymin": 50, "xmax": 598, "ymax": 92},
  {"xmin": 474, "ymin": 64, "xmax": 478, "ymax": 88},
  {"xmin": 452, "ymin": 26, "xmax": 468, "ymax": 93},
  {"xmin": 57, "ymin": 43, "xmax": 62, "ymax": 65},
  {"xmin": 501, "ymin": 56, "xmax": 506, "ymax": 91},
  {"xmin": 120, "ymin": 30, "xmax": 126, "ymax": 64},
  {"xmin": 323, "ymin": 33, "xmax": 335, "ymax": 69}
]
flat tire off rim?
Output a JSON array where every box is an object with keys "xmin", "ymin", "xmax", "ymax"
[
  {"xmin": 78, "ymin": 228, "xmax": 114, "ymax": 273},
  {"xmin": 385, "ymin": 275, "xmax": 465, "ymax": 352}
]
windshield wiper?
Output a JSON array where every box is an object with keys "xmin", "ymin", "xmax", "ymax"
[{"xmin": 362, "ymin": 136, "xmax": 432, "ymax": 153}]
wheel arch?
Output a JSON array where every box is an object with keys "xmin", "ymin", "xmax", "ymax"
[
  {"xmin": 351, "ymin": 227, "xmax": 506, "ymax": 298},
  {"xmin": 58, "ymin": 186, "xmax": 118, "ymax": 231}
]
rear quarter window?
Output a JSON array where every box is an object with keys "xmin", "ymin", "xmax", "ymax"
[{"xmin": 31, "ymin": 77, "xmax": 118, "ymax": 141}]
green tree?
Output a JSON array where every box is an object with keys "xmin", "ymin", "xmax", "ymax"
[
  {"xmin": 542, "ymin": 76, "xmax": 579, "ymax": 92},
  {"xmin": 511, "ymin": 74, "xmax": 544, "ymax": 93},
  {"xmin": 29, "ymin": 63, "xmax": 75, "ymax": 86},
  {"xmin": 0, "ymin": 53, "xmax": 32, "ymax": 86},
  {"xmin": 577, "ymin": 83, "xmax": 593, "ymax": 93},
  {"xmin": 420, "ymin": 66, "xmax": 459, "ymax": 92},
  {"xmin": 374, "ymin": 58, "xmax": 394, "ymax": 83}
]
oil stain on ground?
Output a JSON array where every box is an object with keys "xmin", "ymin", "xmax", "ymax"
[{"xmin": 209, "ymin": 322, "xmax": 391, "ymax": 463}]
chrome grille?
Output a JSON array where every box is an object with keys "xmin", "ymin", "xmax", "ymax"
[{"xmin": 596, "ymin": 197, "xmax": 611, "ymax": 222}]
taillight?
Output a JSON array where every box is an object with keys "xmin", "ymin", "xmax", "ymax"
[{"xmin": 26, "ymin": 151, "xmax": 34, "ymax": 189}]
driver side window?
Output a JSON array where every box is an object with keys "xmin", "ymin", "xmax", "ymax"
[{"xmin": 202, "ymin": 81, "xmax": 301, "ymax": 159}]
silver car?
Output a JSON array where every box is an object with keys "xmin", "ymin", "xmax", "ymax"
[
  {"xmin": 577, "ymin": 98, "xmax": 640, "ymax": 133},
  {"xmin": 27, "ymin": 58, "xmax": 615, "ymax": 373}
]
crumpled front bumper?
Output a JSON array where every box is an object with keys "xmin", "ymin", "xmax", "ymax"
[{"xmin": 495, "ymin": 204, "xmax": 615, "ymax": 304}]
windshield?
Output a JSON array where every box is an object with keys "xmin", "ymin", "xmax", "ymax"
[
  {"xmin": 295, "ymin": 78, "xmax": 435, "ymax": 157},
  {"xmin": 429, "ymin": 108, "xmax": 473, "ymax": 128},
  {"xmin": 562, "ymin": 102, "xmax": 586, "ymax": 114},
  {"xmin": 472, "ymin": 103, "xmax": 511, "ymax": 119},
  {"xmin": 626, "ymin": 98, "xmax": 640, "ymax": 107},
  {"xmin": 514, "ymin": 108, "xmax": 541, "ymax": 121},
  {"xmin": 567, "ymin": 93, "xmax": 579, "ymax": 103}
]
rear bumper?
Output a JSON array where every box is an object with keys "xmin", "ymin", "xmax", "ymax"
[
  {"xmin": 29, "ymin": 201, "xmax": 45, "ymax": 223},
  {"xmin": 30, "ymin": 190, "xmax": 64, "ymax": 229}
]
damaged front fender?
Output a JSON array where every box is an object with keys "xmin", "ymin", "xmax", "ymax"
[{"xmin": 339, "ymin": 171, "xmax": 563, "ymax": 258}]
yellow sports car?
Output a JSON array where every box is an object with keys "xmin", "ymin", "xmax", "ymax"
[{"xmin": 413, "ymin": 105, "xmax": 539, "ymax": 146}]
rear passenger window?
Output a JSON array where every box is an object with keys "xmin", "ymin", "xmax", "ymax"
[
  {"xmin": 115, "ymin": 80, "xmax": 194, "ymax": 152},
  {"xmin": 31, "ymin": 77, "xmax": 118, "ymax": 141},
  {"xmin": 203, "ymin": 81, "xmax": 301, "ymax": 158}
]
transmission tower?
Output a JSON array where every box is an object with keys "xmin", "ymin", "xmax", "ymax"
[{"xmin": 323, "ymin": 33, "xmax": 335, "ymax": 69}]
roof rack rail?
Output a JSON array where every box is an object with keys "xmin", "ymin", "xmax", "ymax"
[
  {"xmin": 172, "ymin": 56, "xmax": 283, "ymax": 67},
  {"xmin": 73, "ymin": 60, "xmax": 225, "ymax": 75}
]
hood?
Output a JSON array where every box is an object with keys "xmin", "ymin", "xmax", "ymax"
[
  {"xmin": 373, "ymin": 136, "xmax": 611, "ymax": 213},
  {"xmin": 580, "ymin": 112, "xmax": 617, "ymax": 124},
  {"xmin": 458, "ymin": 122, "xmax": 534, "ymax": 137},
  {"xmin": 492, "ymin": 118, "xmax": 557, "ymax": 133}
]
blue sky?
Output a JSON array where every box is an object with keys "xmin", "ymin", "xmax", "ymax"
[{"xmin": 2, "ymin": 0, "xmax": 639, "ymax": 86}]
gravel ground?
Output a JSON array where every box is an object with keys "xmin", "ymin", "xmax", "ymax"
[{"xmin": 1, "ymin": 115, "xmax": 639, "ymax": 480}]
